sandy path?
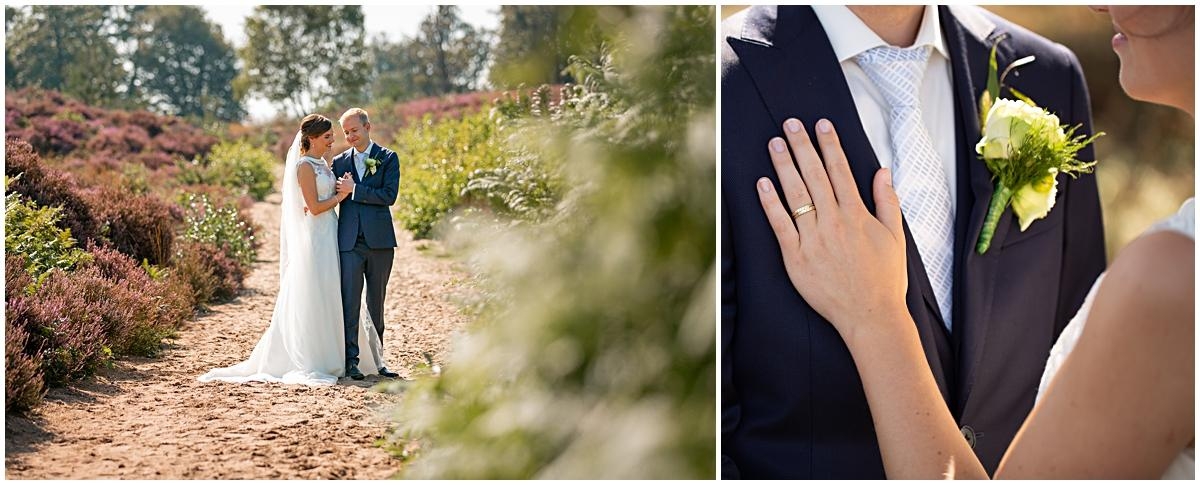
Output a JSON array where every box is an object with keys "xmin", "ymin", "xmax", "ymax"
[{"xmin": 5, "ymin": 192, "xmax": 471, "ymax": 479}]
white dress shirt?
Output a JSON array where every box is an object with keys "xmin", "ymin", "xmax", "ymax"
[
  {"xmin": 351, "ymin": 140, "xmax": 376, "ymax": 201},
  {"xmin": 812, "ymin": 5, "xmax": 958, "ymax": 208}
]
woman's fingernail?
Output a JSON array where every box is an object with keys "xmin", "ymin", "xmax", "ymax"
[
  {"xmin": 881, "ymin": 168, "xmax": 893, "ymax": 186},
  {"xmin": 785, "ymin": 118, "xmax": 801, "ymax": 133},
  {"xmin": 758, "ymin": 178, "xmax": 772, "ymax": 193},
  {"xmin": 817, "ymin": 119, "xmax": 833, "ymax": 133},
  {"xmin": 770, "ymin": 138, "xmax": 785, "ymax": 153}
]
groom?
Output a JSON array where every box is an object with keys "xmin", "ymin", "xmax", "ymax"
[
  {"xmin": 722, "ymin": 6, "xmax": 1106, "ymax": 478},
  {"xmin": 333, "ymin": 108, "xmax": 401, "ymax": 380}
]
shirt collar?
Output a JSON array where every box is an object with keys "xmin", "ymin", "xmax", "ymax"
[
  {"xmin": 355, "ymin": 141, "xmax": 376, "ymax": 157},
  {"xmin": 812, "ymin": 6, "xmax": 948, "ymax": 63}
]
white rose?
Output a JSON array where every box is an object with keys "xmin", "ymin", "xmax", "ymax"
[
  {"xmin": 975, "ymin": 98, "xmax": 1056, "ymax": 160},
  {"xmin": 1010, "ymin": 169, "xmax": 1059, "ymax": 231}
]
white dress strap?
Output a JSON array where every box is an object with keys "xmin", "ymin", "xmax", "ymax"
[{"xmin": 1147, "ymin": 198, "xmax": 1194, "ymax": 240}]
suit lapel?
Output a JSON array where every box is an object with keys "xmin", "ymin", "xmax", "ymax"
[
  {"xmin": 732, "ymin": 5, "xmax": 952, "ymax": 397},
  {"xmin": 362, "ymin": 143, "xmax": 381, "ymax": 181},
  {"xmin": 940, "ymin": 6, "xmax": 1014, "ymax": 416},
  {"xmin": 348, "ymin": 148, "xmax": 362, "ymax": 184}
]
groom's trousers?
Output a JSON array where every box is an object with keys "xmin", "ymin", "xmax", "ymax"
[{"xmin": 340, "ymin": 234, "xmax": 394, "ymax": 367}]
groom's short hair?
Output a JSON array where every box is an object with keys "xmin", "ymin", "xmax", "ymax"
[{"xmin": 339, "ymin": 108, "xmax": 370, "ymax": 127}]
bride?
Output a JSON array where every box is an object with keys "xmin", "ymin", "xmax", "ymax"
[
  {"xmin": 199, "ymin": 114, "xmax": 388, "ymax": 386},
  {"xmin": 754, "ymin": 5, "xmax": 1193, "ymax": 479}
]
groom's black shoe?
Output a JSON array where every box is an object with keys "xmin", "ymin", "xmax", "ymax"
[
  {"xmin": 378, "ymin": 367, "xmax": 400, "ymax": 379},
  {"xmin": 346, "ymin": 365, "xmax": 365, "ymax": 380}
]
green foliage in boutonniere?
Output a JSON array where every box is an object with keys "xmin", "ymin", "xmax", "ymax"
[
  {"xmin": 364, "ymin": 157, "xmax": 380, "ymax": 176},
  {"xmin": 974, "ymin": 38, "xmax": 1103, "ymax": 254}
]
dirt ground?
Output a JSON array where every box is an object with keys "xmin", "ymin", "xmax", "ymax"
[{"xmin": 5, "ymin": 192, "xmax": 471, "ymax": 479}]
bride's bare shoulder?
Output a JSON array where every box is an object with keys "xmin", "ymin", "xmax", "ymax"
[
  {"xmin": 997, "ymin": 228, "xmax": 1193, "ymax": 479},
  {"xmin": 1103, "ymin": 229, "xmax": 1194, "ymax": 325}
]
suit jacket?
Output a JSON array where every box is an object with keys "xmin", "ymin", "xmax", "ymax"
[
  {"xmin": 721, "ymin": 6, "xmax": 1106, "ymax": 478},
  {"xmin": 332, "ymin": 143, "xmax": 401, "ymax": 250}
]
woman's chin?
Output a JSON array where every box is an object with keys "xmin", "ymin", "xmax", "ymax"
[
  {"xmin": 1117, "ymin": 68, "xmax": 1147, "ymax": 102},
  {"xmin": 1119, "ymin": 71, "xmax": 1186, "ymax": 111}
]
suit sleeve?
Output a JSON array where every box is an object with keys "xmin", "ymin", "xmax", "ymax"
[
  {"xmin": 721, "ymin": 198, "xmax": 742, "ymax": 479},
  {"xmin": 1054, "ymin": 47, "xmax": 1107, "ymax": 334},
  {"xmin": 351, "ymin": 151, "xmax": 400, "ymax": 206}
]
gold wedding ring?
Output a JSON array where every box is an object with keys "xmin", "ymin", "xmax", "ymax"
[{"xmin": 791, "ymin": 203, "xmax": 816, "ymax": 220}]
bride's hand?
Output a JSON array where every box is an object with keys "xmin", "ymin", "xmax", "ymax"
[{"xmin": 756, "ymin": 118, "xmax": 909, "ymax": 342}]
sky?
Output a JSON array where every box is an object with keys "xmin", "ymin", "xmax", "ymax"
[{"xmin": 200, "ymin": 5, "xmax": 500, "ymax": 122}]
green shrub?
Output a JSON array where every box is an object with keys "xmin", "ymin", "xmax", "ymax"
[
  {"xmin": 180, "ymin": 193, "xmax": 258, "ymax": 268},
  {"xmin": 206, "ymin": 141, "xmax": 277, "ymax": 201},
  {"xmin": 393, "ymin": 111, "xmax": 509, "ymax": 239},
  {"xmin": 176, "ymin": 141, "xmax": 276, "ymax": 201},
  {"xmin": 4, "ymin": 191, "xmax": 92, "ymax": 284},
  {"xmin": 394, "ymin": 81, "xmax": 626, "ymax": 239}
]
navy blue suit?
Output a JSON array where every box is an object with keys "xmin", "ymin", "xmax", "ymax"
[
  {"xmin": 721, "ymin": 6, "xmax": 1106, "ymax": 478},
  {"xmin": 332, "ymin": 142, "xmax": 400, "ymax": 368}
]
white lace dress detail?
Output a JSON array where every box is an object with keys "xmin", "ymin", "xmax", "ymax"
[{"xmin": 1036, "ymin": 198, "xmax": 1194, "ymax": 479}]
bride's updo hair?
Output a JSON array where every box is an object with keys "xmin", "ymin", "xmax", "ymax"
[{"xmin": 299, "ymin": 114, "xmax": 333, "ymax": 153}]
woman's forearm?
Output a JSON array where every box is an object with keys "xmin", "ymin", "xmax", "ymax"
[
  {"xmin": 307, "ymin": 193, "xmax": 346, "ymax": 216},
  {"xmin": 840, "ymin": 313, "xmax": 989, "ymax": 479}
]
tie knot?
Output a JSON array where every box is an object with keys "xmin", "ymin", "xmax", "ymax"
[{"xmin": 856, "ymin": 45, "xmax": 932, "ymax": 108}]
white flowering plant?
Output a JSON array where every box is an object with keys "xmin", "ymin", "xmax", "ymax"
[{"xmin": 974, "ymin": 39, "xmax": 1102, "ymax": 254}]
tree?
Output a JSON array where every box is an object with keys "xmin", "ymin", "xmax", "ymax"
[
  {"xmin": 367, "ymin": 34, "xmax": 423, "ymax": 104},
  {"xmin": 368, "ymin": 6, "xmax": 491, "ymax": 103},
  {"xmin": 129, "ymin": 6, "xmax": 244, "ymax": 122},
  {"xmin": 236, "ymin": 6, "xmax": 369, "ymax": 119},
  {"xmin": 488, "ymin": 6, "xmax": 613, "ymax": 88},
  {"xmin": 6, "ymin": 6, "xmax": 128, "ymax": 107},
  {"xmin": 5, "ymin": 6, "xmax": 18, "ymax": 88},
  {"xmin": 413, "ymin": 6, "xmax": 492, "ymax": 96}
]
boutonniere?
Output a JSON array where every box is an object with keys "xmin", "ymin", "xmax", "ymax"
[
  {"xmin": 364, "ymin": 157, "xmax": 380, "ymax": 176},
  {"xmin": 973, "ymin": 38, "xmax": 1103, "ymax": 254}
]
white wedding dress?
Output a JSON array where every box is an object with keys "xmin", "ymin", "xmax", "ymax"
[
  {"xmin": 1036, "ymin": 198, "xmax": 1194, "ymax": 479},
  {"xmin": 199, "ymin": 133, "xmax": 388, "ymax": 386}
]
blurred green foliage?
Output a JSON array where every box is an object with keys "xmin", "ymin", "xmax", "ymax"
[
  {"xmin": 489, "ymin": 6, "xmax": 611, "ymax": 88},
  {"xmin": 384, "ymin": 5, "xmax": 715, "ymax": 479}
]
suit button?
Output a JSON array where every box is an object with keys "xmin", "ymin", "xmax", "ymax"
[{"xmin": 960, "ymin": 425, "xmax": 977, "ymax": 449}]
